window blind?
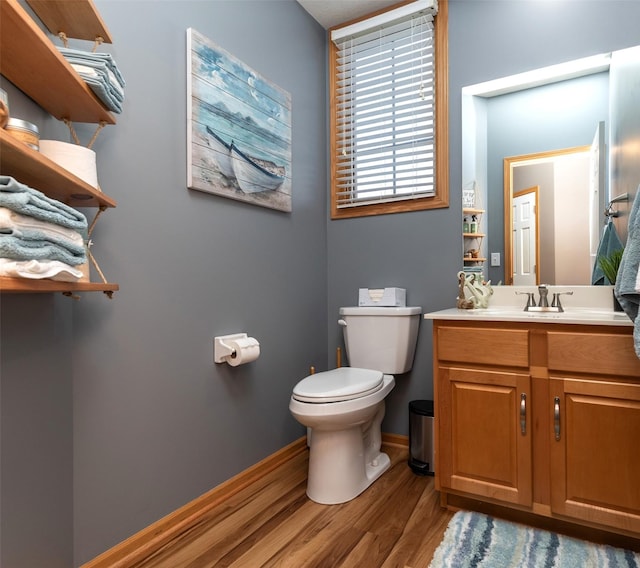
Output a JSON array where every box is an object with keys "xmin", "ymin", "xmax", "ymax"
[{"xmin": 332, "ymin": 4, "xmax": 437, "ymax": 209}]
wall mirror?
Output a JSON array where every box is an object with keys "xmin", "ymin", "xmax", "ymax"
[
  {"xmin": 462, "ymin": 46, "xmax": 640, "ymax": 286},
  {"xmin": 503, "ymin": 142, "xmax": 601, "ymax": 286}
]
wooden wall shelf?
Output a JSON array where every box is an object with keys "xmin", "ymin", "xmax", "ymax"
[
  {"xmin": 463, "ymin": 209, "xmax": 486, "ymax": 267},
  {"xmin": 25, "ymin": 0, "xmax": 113, "ymax": 43},
  {"xmin": 0, "ymin": 0, "xmax": 119, "ymax": 296},
  {"xmin": 0, "ymin": 277, "xmax": 119, "ymax": 296},
  {"xmin": 0, "ymin": 0, "xmax": 115, "ymax": 124},
  {"xmin": 0, "ymin": 131, "xmax": 116, "ymax": 208}
]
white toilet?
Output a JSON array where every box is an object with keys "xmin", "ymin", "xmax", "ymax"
[{"xmin": 289, "ymin": 306, "xmax": 421, "ymax": 504}]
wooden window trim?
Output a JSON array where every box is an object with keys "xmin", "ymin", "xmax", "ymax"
[{"xmin": 329, "ymin": 0, "xmax": 449, "ymax": 220}]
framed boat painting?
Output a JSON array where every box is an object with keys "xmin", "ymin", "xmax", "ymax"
[{"xmin": 187, "ymin": 28, "xmax": 292, "ymax": 212}]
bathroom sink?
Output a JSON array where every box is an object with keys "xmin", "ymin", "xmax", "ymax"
[
  {"xmin": 424, "ymin": 286, "xmax": 633, "ymax": 326},
  {"xmin": 450, "ymin": 307, "xmax": 560, "ymax": 320},
  {"xmin": 553, "ymin": 309, "xmax": 630, "ymax": 321},
  {"xmin": 424, "ymin": 306, "xmax": 632, "ymax": 326},
  {"xmin": 456, "ymin": 307, "xmax": 631, "ymax": 324},
  {"xmin": 463, "ymin": 308, "xmax": 524, "ymax": 316}
]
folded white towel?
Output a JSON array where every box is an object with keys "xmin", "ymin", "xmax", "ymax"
[
  {"xmin": 0, "ymin": 258, "xmax": 82, "ymax": 282},
  {"xmin": 0, "ymin": 207, "xmax": 84, "ymax": 250}
]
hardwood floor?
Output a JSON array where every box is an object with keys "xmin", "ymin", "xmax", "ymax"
[{"xmin": 131, "ymin": 444, "xmax": 452, "ymax": 568}]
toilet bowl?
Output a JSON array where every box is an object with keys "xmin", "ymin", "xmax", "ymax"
[
  {"xmin": 289, "ymin": 306, "xmax": 421, "ymax": 505},
  {"xmin": 289, "ymin": 367, "xmax": 395, "ymax": 504}
]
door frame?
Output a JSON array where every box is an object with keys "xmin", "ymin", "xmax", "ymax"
[{"xmin": 503, "ymin": 146, "xmax": 589, "ymax": 285}]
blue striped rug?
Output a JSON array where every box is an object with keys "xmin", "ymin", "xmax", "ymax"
[{"xmin": 429, "ymin": 511, "xmax": 640, "ymax": 567}]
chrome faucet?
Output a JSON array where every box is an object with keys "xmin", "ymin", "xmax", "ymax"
[
  {"xmin": 551, "ymin": 290, "xmax": 573, "ymax": 312},
  {"xmin": 516, "ymin": 285, "xmax": 549, "ymax": 311},
  {"xmin": 516, "ymin": 285, "xmax": 574, "ymax": 312},
  {"xmin": 537, "ymin": 285, "xmax": 549, "ymax": 308},
  {"xmin": 515, "ymin": 291, "xmax": 536, "ymax": 310}
]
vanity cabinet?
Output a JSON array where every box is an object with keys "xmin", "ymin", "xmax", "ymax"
[
  {"xmin": 547, "ymin": 331, "xmax": 640, "ymax": 534},
  {"xmin": 0, "ymin": 0, "xmax": 119, "ymax": 295},
  {"xmin": 434, "ymin": 321, "xmax": 640, "ymax": 539},
  {"xmin": 436, "ymin": 325, "xmax": 532, "ymax": 505}
]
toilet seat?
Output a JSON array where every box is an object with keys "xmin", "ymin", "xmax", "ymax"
[{"xmin": 292, "ymin": 367, "xmax": 384, "ymax": 403}]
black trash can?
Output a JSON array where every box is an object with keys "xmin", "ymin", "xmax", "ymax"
[{"xmin": 408, "ymin": 400, "xmax": 434, "ymax": 476}]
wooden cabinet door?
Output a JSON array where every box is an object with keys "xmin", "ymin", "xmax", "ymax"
[
  {"xmin": 438, "ymin": 366, "xmax": 532, "ymax": 506},
  {"xmin": 549, "ymin": 378, "xmax": 640, "ymax": 534}
]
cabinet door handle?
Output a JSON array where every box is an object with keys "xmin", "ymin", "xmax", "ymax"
[
  {"xmin": 554, "ymin": 396, "xmax": 561, "ymax": 441},
  {"xmin": 520, "ymin": 393, "xmax": 527, "ymax": 435}
]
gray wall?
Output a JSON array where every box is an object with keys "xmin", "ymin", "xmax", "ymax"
[
  {"xmin": 1, "ymin": 53, "xmax": 77, "ymax": 567},
  {"xmin": 328, "ymin": 0, "xmax": 640, "ymax": 437},
  {"xmin": 3, "ymin": 0, "xmax": 640, "ymax": 566},
  {"xmin": 1, "ymin": 1, "xmax": 327, "ymax": 565}
]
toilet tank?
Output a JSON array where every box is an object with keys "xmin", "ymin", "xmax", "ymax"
[{"xmin": 339, "ymin": 306, "xmax": 421, "ymax": 374}]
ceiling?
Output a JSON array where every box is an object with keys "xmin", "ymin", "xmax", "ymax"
[{"xmin": 295, "ymin": 0, "xmax": 401, "ymax": 29}]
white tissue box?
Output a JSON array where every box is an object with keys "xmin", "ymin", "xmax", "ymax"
[{"xmin": 358, "ymin": 287, "xmax": 406, "ymax": 307}]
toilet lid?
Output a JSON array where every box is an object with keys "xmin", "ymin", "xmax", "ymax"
[{"xmin": 292, "ymin": 367, "xmax": 384, "ymax": 403}]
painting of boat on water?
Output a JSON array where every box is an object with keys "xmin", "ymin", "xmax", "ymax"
[{"xmin": 187, "ymin": 28, "xmax": 292, "ymax": 212}]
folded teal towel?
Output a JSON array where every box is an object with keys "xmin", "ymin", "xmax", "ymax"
[
  {"xmin": 67, "ymin": 61, "xmax": 125, "ymax": 113},
  {"xmin": 0, "ymin": 234, "xmax": 86, "ymax": 266},
  {"xmin": 81, "ymin": 74, "xmax": 123, "ymax": 113},
  {"xmin": 615, "ymin": 187, "xmax": 640, "ymax": 357},
  {"xmin": 592, "ymin": 220, "xmax": 624, "ymax": 285},
  {"xmin": 58, "ymin": 47, "xmax": 126, "ymax": 87},
  {"xmin": 0, "ymin": 176, "xmax": 87, "ymax": 232},
  {"xmin": 0, "ymin": 226, "xmax": 85, "ymax": 258}
]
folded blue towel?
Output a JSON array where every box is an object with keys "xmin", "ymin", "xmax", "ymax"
[
  {"xmin": 67, "ymin": 61, "xmax": 124, "ymax": 99},
  {"xmin": 58, "ymin": 47, "xmax": 126, "ymax": 113},
  {"xmin": 58, "ymin": 47, "xmax": 126, "ymax": 87},
  {"xmin": 80, "ymin": 74, "xmax": 123, "ymax": 113},
  {"xmin": 0, "ymin": 176, "xmax": 87, "ymax": 233},
  {"xmin": 615, "ymin": 187, "xmax": 640, "ymax": 357},
  {"xmin": 67, "ymin": 61, "xmax": 124, "ymax": 111},
  {"xmin": 0, "ymin": 226, "xmax": 85, "ymax": 258},
  {"xmin": 592, "ymin": 220, "xmax": 624, "ymax": 285},
  {"xmin": 0, "ymin": 234, "xmax": 85, "ymax": 266}
]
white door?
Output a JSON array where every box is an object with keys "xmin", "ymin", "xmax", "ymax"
[{"xmin": 513, "ymin": 187, "xmax": 538, "ymax": 285}]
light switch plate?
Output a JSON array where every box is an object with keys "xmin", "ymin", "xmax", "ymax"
[{"xmin": 491, "ymin": 252, "xmax": 501, "ymax": 266}]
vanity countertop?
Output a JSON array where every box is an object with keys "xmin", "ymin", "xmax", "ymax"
[
  {"xmin": 424, "ymin": 307, "xmax": 632, "ymax": 326},
  {"xmin": 424, "ymin": 285, "xmax": 634, "ymax": 327}
]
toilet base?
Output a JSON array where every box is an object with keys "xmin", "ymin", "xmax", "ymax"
[
  {"xmin": 306, "ymin": 416, "xmax": 390, "ymax": 504},
  {"xmin": 290, "ymin": 375, "xmax": 395, "ymax": 505}
]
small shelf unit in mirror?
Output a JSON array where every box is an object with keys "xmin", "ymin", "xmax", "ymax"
[
  {"xmin": 0, "ymin": 0, "xmax": 119, "ymax": 296},
  {"xmin": 463, "ymin": 208, "xmax": 486, "ymax": 264}
]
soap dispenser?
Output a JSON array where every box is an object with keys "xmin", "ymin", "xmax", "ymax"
[
  {"xmin": 470, "ymin": 215, "xmax": 478, "ymax": 233},
  {"xmin": 463, "ymin": 216, "xmax": 470, "ymax": 233}
]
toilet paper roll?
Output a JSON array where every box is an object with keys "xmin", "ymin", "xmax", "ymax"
[
  {"xmin": 226, "ymin": 337, "xmax": 260, "ymax": 367},
  {"xmin": 39, "ymin": 140, "xmax": 99, "ymax": 189}
]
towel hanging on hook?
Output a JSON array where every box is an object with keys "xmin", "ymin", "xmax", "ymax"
[{"xmin": 592, "ymin": 218, "xmax": 624, "ymax": 285}]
